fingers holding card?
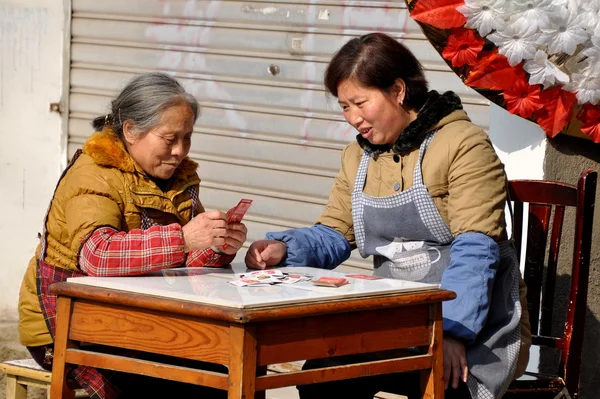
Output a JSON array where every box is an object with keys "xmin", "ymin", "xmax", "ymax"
[
  {"xmin": 222, "ymin": 199, "xmax": 252, "ymax": 251},
  {"xmin": 226, "ymin": 199, "xmax": 253, "ymax": 223}
]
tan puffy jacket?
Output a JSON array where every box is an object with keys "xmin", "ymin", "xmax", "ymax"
[
  {"xmin": 19, "ymin": 128, "xmax": 203, "ymax": 347},
  {"xmin": 316, "ymin": 110, "xmax": 531, "ymax": 378}
]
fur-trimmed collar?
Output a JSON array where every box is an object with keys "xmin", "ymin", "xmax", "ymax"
[
  {"xmin": 82, "ymin": 128, "xmax": 198, "ymax": 178},
  {"xmin": 357, "ymin": 91, "xmax": 463, "ymax": 158}
]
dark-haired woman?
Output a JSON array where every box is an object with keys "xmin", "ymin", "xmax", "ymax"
[
  {"xmin": 18, "ymin": 72, "xmax": 245, "ymax": 398},
  {"xmin": 247, "ymin": 33, "xmax": 530, "ymax": 399}
]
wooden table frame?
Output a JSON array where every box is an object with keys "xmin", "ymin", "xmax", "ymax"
[{"xmin": 50, "ymin": 282, "xmax": 455, "ymax": 399}]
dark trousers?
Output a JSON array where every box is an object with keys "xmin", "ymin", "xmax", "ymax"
[
  {"xmin": 27, "ymin": 344, "xmax": 228, "ymax": 398},
  {"xmin": 297, "ymin": 355, "xmax": 472, "ymax": 399}
]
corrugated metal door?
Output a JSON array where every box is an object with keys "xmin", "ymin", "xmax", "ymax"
[{"xmin": 67, "ymin": 0, "xmax": 490, "ymax": 272}]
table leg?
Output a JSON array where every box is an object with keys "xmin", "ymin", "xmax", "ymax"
[
  {"xmin": 228, "ymin": 324, "xmax": 258, "ymax": 399},
  {"xmin": 255, "ymin": 366, "xmax": 267, "ymax": 399},
  {"xmin": 421, "ymin": 303, "xmax": 444, "ymax": 399},
  {"xmin": 50, "ymin": 296, "xmax": 76, "ymax": 399}
]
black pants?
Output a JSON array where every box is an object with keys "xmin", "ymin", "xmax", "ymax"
[
  {"xmin": 297, "ymin": 355, "xmax": 472, "ymax": 399},
  {"xmin": 27, "ymin": 344, "xmax": 228, "ymax": 398}
]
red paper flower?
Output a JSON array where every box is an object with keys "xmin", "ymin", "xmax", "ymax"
[
  {"xmin": 442, "ymin": 28, "xmax": 485, "ymax": 67},
  {"xmin": 533, "ymin": 87, "xmax": 577, "ymax": 137},
  {"xmin": 503, "ymin": 76, "xmax": 543, "ymax": 118},
  {"xmin": 465, "ymin": 51, "xmax": 526, "ymax": 91},
  {"xmin": 577, "ymin": 104, "xmax": 600, "ymax": 143},
  {"xmin": 410, "ymin": 0, "xmax": 467, "ymax": 29}
]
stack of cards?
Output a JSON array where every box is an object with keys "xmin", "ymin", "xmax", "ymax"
[
  {"xmin": 312, "ymin": 276, "xmax": 350, "ymax": 287},
  {"xmin": 229, "ymin": 270, "xmax": 313, "ymax": 287},
  {"xmin": 222, "ymin": 199, "xmax": 252, "ymax": 250}
]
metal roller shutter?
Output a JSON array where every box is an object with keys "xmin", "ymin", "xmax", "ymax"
[{"xmin": 67, "ymin": 0, "xmax": 490, "ymax": 272}]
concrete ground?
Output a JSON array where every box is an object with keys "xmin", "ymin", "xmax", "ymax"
[{"xmin": 0, "ymin": 322, "xmax": 299, "ymax": 399}]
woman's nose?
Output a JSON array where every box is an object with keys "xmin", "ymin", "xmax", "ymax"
[
  {"xmin": 171, "ymin": 141, "xmax": 184, "ymax": 157},
  {"xmin": 349, "ymin": 109, "xmax": 363, "ymax": 126}
]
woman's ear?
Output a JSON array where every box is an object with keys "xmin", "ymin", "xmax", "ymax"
[
  {"xmin": 394, "ymin": 78, "xmax": 407, "ymax": 106},
  {"xmin": 122, "ymin": 120, "xmax": 137, "ymax": 145}
]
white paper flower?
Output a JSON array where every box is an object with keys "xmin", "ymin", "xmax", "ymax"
[
  {"xmin": 572, "ymin": 3, "xmax": 600, "ymax": 33},
  {"xmin": 537, "ymin": 8, "xmax": 590, "ymax": 55},
  {"xmin": 523, "ymin": 50, "xmax": 570, "ymax": 87},
  {"xmin": 509, "ymin": 0, "xmax": 561, "ymax": 31},
  {"xmin": 563, "ymin": 73, "xmax": 600, "ymax": 104},
  {"xmin": 488, "ymin": 24, "xmax": 539, "ymax": 66},
  {"xmin": 457, "ymin": 0, "xmax": 509, "ymax": 37}
]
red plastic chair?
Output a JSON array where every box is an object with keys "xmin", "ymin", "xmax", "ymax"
[{"xmin": 503, "ymin": 170, "xmax": 597, "ymax": 399}]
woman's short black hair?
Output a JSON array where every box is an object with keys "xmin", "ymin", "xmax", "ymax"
[{"xmin": 324, "ymin": 33, "xmax": 429, "ymax": 109}]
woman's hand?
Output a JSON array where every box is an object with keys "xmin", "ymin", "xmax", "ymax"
[
  {"xmin": 245, "ymin": 240, "xmax": 287, "ymax": 269},
  {"xmin": 443, "ymin": 336, "xmax": 468, "ymax": 390},
  {"xmin": 181, "ymin": 210, "xmax": 230, "ymax": 252},
  {"xmin": 214, "ymin": 222, "xmax": 248, "ymax": 255}
]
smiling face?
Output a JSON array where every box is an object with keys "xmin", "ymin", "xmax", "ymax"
[
  {"xmin": 123, "ymin": 103, "xmax": 195, "ymax": 179},
  {"xmin": 337, "ymin": 79, "xmax": 416, "ymax": 146}
]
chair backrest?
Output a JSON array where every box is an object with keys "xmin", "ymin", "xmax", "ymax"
[{"xmin": 508, "ymin": 170, "xmax": 597, "ymax": 397}]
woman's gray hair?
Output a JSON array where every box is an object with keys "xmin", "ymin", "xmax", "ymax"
[{"xmin": 92, "ymin": 72, "xmax": 199, "ymax": 136}]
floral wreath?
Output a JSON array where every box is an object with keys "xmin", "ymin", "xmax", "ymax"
[{"xmin": 406, "ymin": 0, "xmax": 600, "ymax": 143}]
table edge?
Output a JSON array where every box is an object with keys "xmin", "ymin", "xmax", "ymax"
[{"xmin": 50, "ymin": 282, "xmax": 456, "ymax": 323}]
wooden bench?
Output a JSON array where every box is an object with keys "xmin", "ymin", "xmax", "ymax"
[
  {"xmin": 0, "ymin": 358, "xmax": 51, "ymax": 399},
  {"xmin": 0, "ymin": 359, "xmax": 87, "ymax": 399}
]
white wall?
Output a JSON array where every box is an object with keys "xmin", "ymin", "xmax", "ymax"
[
  {"xmin": 0, "ymin": 0, "xmax": 66, "ymax": 321},
  {"xmin": 489, "ymin": 103, "xmax": 547, "ymax": 181}
]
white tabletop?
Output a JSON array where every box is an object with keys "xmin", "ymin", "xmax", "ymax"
[{"xmin": 67, "ymin": 263, "xmax": 439, "ymax": 309}]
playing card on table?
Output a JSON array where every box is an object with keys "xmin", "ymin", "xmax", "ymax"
[{"xmin": 312, "ymin": 276, "xmax": 350, "ymax": 287}]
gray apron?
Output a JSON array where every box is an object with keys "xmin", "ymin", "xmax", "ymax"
[{"xmin": 351, "ymin": 132, "xmax": 521, "ymax": 399}]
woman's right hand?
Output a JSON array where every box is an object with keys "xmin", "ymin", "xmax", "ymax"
[
  {"xmin": 181, "ymin": 210, "xmax": 229, "ymax": 252},
  {"xmin": 245, "ymin": 240, "xmax": 287, "ymax": 269}
]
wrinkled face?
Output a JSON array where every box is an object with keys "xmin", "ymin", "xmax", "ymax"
[
  {"xmin": 124, "ymin": 104, "xmax": 195, "ymax": 179},
  {"xmin": 337, "ymin": 79, "xmax": 410, "ymax": 146}
]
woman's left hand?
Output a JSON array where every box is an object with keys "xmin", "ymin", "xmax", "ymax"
[
  {"xmin": 215, "ymin": 222, "xmax": 247, "ymax": 255},
  {"xmin": 443, "ymin": 336, "xmax": 468, "ymax": 390}
]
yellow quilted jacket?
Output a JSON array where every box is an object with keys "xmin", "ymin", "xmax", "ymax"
[
  {"xmin": 316, "ymin": 109, "xmax": 531, "ymax": 378},
  {"xmin": 18, "ymin": 128, "xmax": 203, "ymax": 347}
]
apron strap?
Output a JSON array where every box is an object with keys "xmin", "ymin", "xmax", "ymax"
[
  {"xmin": 353, "ymin": 151, "xmax": 372, "ymax": 194},
  {"xmin": 140, "ymin": 185, "xmax": 200, "ymax": 229}
]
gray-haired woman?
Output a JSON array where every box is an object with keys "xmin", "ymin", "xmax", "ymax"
[{"xmin": 18, "ymin": 72, "xmax": 241, "ymax": 398}]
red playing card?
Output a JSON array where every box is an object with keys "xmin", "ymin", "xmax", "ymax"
[
  {"xmin": 226, "ymin": 199, "xmax": 253, "ymax": 223},
  {"xmin": 222, "ymin": 199, "xmax": 252, "ymax": 250},
  {"xmin": 346, "ymin": 273, "xmax": 383, "ymax": 280},
  {"xmin": 312, "ymin": 276, "xmax": 349, "ymax": 287}
]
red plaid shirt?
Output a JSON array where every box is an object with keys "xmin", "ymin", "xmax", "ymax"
[{"xmin": 79, "ymin": 224, "xmax": 234, "ymax": 277}]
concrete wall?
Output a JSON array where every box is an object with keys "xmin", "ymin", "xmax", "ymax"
[
  {"xmin": 544, "ymin": 135, "xmax": 600, "ymax": 399},
  {"xmin": 0, "ymin": 0, "xmax": 66, "ymax": 321}
]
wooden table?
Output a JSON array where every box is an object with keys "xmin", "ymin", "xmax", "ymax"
[{"xmin": 50, "ymin": 264, "xmax": 455, "ymax": 399}]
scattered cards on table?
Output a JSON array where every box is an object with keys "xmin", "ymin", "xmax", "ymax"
[{"xmin": 229, "ymin": 269, "xmax": 313, "ymax": 287}]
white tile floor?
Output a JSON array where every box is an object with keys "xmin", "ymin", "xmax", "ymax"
[{"xmin": 267, "ymin": 386, "xmax": 300, "ymax": 399}]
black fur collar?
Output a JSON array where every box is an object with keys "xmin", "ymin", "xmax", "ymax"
[{"xmin": 357, "ymin": 90, "xmax": 463, "ymax": 158}]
